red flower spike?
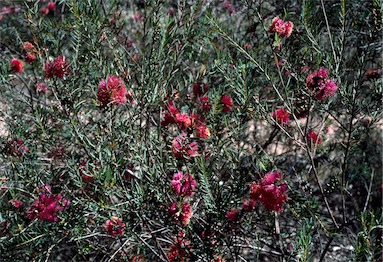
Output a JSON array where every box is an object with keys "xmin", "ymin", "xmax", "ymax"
[
  {"xmin": 10, "ymin": 199, "xmax": 23, "ymax": 208},
  {"xmin": 306, "ymin": 68, "xmax": 338, "ymax": 101},
  {"xmin": 45, "ymin": 56, "xmax": 70, "ymax": 79},
  {"xmin": 27, "ymin": 185, "xmax": 70, "ymax": 222},
  {"xmin": 195, "ymin": 122, "xmax": 211, "ymax": 139},
  {"xmin": 221, "ymin": 95, "xmax": 233, "ymax": 112},
  {"xmin": 104, "ymin": 216, "xmax": 125, "ymax": 236},
  {"xmin": 10, "ymin": 58, "xmax": 24, "ymax": 73},
  {"xmin": 249, "ymin": 170, "xmax": 288, "ymax": 212},
  {"xmin": 97, "ymin": 75, "xmax": 130, "ymax": 106},
  {"xmin": 306, "ymin": 130, "xmax": 322, "ymax": 146},
  {"xmin": 269, "ymin": 17, "xmax": 294, "ymax": 38},
  {"xmin": 226, "ymin": 208, "xmax": 240, "ymax": 222},
  {"xmin": 171, "ymin": 171, "xmax": 197, "ymax": 197},
  {"xmin": 271, "ymin": 108, "xmax": 290, "ymax": 125},
  {"xmin": 171, "ymin": 133, "xmax": 199, "ymax": 158}
]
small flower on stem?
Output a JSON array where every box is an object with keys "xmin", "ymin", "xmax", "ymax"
[
  {"xmin": 271, "ymin": 108, "xmax": 290, "ymax": 125},
  {"xmin": 104, "ymin": 216, "xmax": 125, "ymax": 236},
  {"xmin": 10, "ymin": 58, "xmax": 24, "ymax": 73},
  {"xmin": 221, "ymin": 95, "xmax": 233, "ymax": 112}
]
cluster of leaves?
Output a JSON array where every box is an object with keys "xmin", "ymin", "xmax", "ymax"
[{"xmin": 0, "ymin": 0, "xmax": 381, "ymax": 261}]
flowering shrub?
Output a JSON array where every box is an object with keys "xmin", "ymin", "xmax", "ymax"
[{"xmin": 0, "ymin": 1, "xmax": 381, "ymax": 261}]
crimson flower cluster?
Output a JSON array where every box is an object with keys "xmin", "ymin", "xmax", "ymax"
[
  {"xmin": 10, "ymin": 58, "xmax": 24, "ymax": 73},
  {"xmin": 22, "ymin": 42, "xmax": 38, "ymax": 64},
  {"xmin": 306, "ymin": 130, "xmax": 323, "ymax": 146},
  {"xmin": 167, "ymin": 231, "xmax": 191, "ymax": 262},
  {"xmin": 269, "ymin": 16, "xmax": 294, "ymax": 38},
  {"xmin": 162, "ymin": 100, "xmax": 211, "ymax": 139},
  {"xmin": 249, "ymin": 170, "xmax": 288, "ymax": 212},
  {"xmin": 40, "ymin": 1, "xmax": 56, "ymax": 15},
  {"xmin": 97, "ymin": 75, "xmax": 132, "ymax": 107},
  {"xmin": 171, "ymin": 132, "xmax": 199, "ymax": 159},
  {"xmin": 171, "ymin": 171, "xmax": 197, "ymax": 197},
  {"xmin": 168, "ymin": 202, "xmax": 193, "ymax": 227},
  {"xmin": 27, "ymin": 185, "xmax": 70, "ymax": 222},
  {"xmin": 271, "ymin": 108, "xmax": 290, "ymax": 125},
  {"xmin": 306, "ymin": 68, "xmax": 338, "ymax": 101},
  {"xmin": 168, "ymin": 172, "xmax": 197, "ymax": 227},
  {"xmin": 104, "ymin": 216, "xmax": 126, "ymax": 236},
  {"xmin": 221, "ymin": 95, "xmax": 233, "ymax": 112},
  {"xmin": 45, "ymin": 56, "xmax": 71, "ymax": 79}
]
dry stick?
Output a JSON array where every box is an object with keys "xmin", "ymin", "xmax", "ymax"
[
  {"xmin": 134, "ymin": 232, "xmax": 167, "ymax": 262},
  {"xmin": 108, "ymin": 238, "xmax": 132, "ymax": 262},
  {"xmin": 320, "ymin": 0, "xmax": 338, "ymax": 68},
  {"xmin": 363, "ymin": 170, "xmax": 375, "ymax": 213},
  {"xmin": 307, "ymin": 149, "xmax": 339, "ymax": 229}
]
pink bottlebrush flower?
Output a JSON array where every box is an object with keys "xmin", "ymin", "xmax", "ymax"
[
  {"xmin": 186, "ymin": 141, "xmax": 199, "ymax": 157},
  {"xmin": 306, "ymin": 130, "xmax": 322, "ymax": 146},
  {"xmin": 40, "ymin": 7, "xmax": 49, "ymax": 15},
  {"xmin": 36, "ymin": 83, "xmax": 48, "ymax": 93},
  {"xmin": 168, "ymin": 202, "xmax": 180, "ymax": 220},
  {"xmin": 269, "ymin": 17, "xmax": 294, "ymax": 38},
  {"xmin": 171, "ymin": 133, "xmax": 199, "ymax": 158},
  {"xmin": 22, "ymin": 42, "xmax": 37, "ymax": 64},
  {"xmin": 315, "ymin": 79, "xmax": 338, "ymax": 101},
  {"xmin": 10, "ymin": 199, "xmax": 23, "ymax": 208},
  {"xmin": 47, "ymin": 2, "xmax": 56, "ymax": 11},
  {"xmin": 226, "ymin": 208, "xmax": 240, "ymax": 222},
  {"xmin": 104, "ymin": 216, "xmax": 125, "ymax": 236},
  {"xmin": 175, "ymin": 113, "xmax": 192, "ymax": 130},
  {"xmin": 25, "ymin": 53, "xmax": 36, "ymax": 64},
  {"xmin": 306, "ymin": 68, "xmax": 338, "ymax": 101},
  {"xmin": 162, "ymin": 101, "xmax": 180, "ymax": 126},
  {"xmin": 171, "ymin": 171, "xmax": 197, "ymax": 197},
  {"xmin": 45, "ymin": 56, "xmax": 70, "ymax": 79},
  {"xmin": 171, "ymin": 172, "xmax": 183, "ymax": 195},
  {"xmin": 261, "ymin": 170, "xmax": 281, "ymax": 185},
  {"xmin": 172, "ymin": 133, "xmax": 186, "ymax": 158},
  {"xmin": 168, "ymin": 202, "xmax": 193, "ymax": 227},
  {"xmin": 23, "ymin": 42, "xmax": 35, "ymax": 52},
  {"xmin": 27, "ymin": 185, "xmax": 70, "ymax": 222},
  {"xmin": 249, "ymin": 171, "xmax": 288, "ymax": 212},
  {"xmin": 242, "ymin": 199, "xmax": 256, "ymax": 212},
  {"xmin": 271, "ymin": 108, "xmax": 290, "ymax": 125},
  {"xmin": 1, "ymin": 6, "xmax": 21, "ymax": 15},
  {"xmin": 221, "ymin": 95, "xmax": 233, "ymax": 112},
  {"xmin": 245, "ymin": 43, "xmax": 251, "ymax": 49},
  {"xmin": 181, "ymin": 202, "xmax": 193, "ymax": 226},
  {"xmin": 214, "ymin": 257, "xmax": 226, "ymax": 262},
  {"xmin": 195, "ymin": 122, "xmax": 211, "ymax": 139},
  {"xmin": 167, "ymin": 232, "xmax": 190, "ymax": 262},
  {"xmin": 306, "ymin": 68, "xmax": 328, "ymax": 88},
  {"xmin": 97, "ymin": 75, "xmax": 130, "ymax": 106},
  {"xmin": 284, "ymin": 21, "xmax": 294, "ymax": 37},
  {"xmin": 10, "ymin": 58, "xmax": 24, "ymax": 73},
  {"xmin": 6, "ymin": 138, "xmax": 28, "ymax": 156},
  {"xmin": 223, "ymin": 1, "xmax": 235, "ymax": 14}
]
